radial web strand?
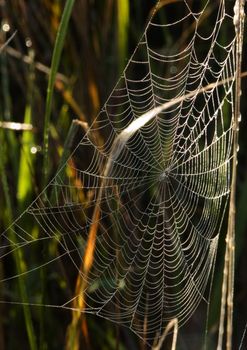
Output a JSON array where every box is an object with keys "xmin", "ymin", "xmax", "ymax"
[{"xmin": 1, "ymin": 0, "xmax": 238, "ymax": 345}]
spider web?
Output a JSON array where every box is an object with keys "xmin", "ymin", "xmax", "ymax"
[{"xmin": 1, "ymin": 0, "xmax": 237, "ymax": 345}]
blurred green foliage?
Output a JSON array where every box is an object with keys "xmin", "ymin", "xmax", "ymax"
[{"xmin": 0, "ymin": 0, "xmax": 247, "ymax": 349}]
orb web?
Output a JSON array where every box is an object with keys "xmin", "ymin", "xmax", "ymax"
[{"xmin": 1, "ymin": 0, "xmax": 237, "ymax": 345}]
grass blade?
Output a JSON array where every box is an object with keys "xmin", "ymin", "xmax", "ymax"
[
  {"xmin": 0, "ymin": 133, "xmax": 37, "ymax": 350},
  {"xmin": 42, "ymin": 0, "xmax": 75, "ymax": 187},
  {"xmin": 117, "ymin": 0, "xmax": 129, "ymax": 73},
  {"xmin": 17, "ymin": 49, "xmax": 35, "ymax": 213}
]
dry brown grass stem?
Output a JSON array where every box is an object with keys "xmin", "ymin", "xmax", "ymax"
[
  {"xmin": 217, "ymin": 2, "xmax": 245, "ymax": 350},
  {"xmin": 152, "ymin": 319, "xmax": 178, "ymax": 350}
]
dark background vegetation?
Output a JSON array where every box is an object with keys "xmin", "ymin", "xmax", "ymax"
[{"xmin": 0, "ymin": 0, "xmax": 247, "ymax": 349}]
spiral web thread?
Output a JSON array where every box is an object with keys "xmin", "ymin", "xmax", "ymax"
[{"xmin": 1, "ymin": 0, "xmax": 237, "ymax": 345}]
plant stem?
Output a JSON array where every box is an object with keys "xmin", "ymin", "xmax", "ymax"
[
  {"xmin": 217, "ymin": 1, "xmax": 245, "ymax": 349},
  {"xmin": 42, "ymin": 0, "xmax": 75, "ymax": 188}
]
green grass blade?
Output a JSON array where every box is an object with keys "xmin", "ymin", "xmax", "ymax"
[
  {"xmin": 42, "ymin": 0, "xmax": 75, "ymax": 187},
  {"xmin": 17, "ymin": 104, "xmax": 34, "ymax": 209},
  {"xmin": 17, "ymin": 50, "xmax": 35, "ymax": 213},
  {"xmin": 0, "ymin": 132, "xmax": 37, "ymax": 350},
  {"xmin": 1, "ymin": 39, "xmax": 37, "ymax": 350},
  {"xmin": 117, "ymin": 0, "xmax": 129, "ymax": 73}
]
